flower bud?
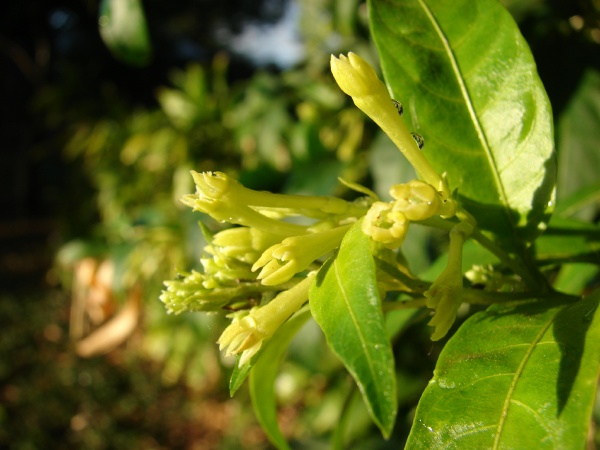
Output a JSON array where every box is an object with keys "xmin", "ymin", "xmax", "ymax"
[
  {"xmin": 160, "ymin": 270, "xmax": 244, "ymax": 314},
  {"xmin": 210, "ymin": 227, "xmax": 282, "ymax": 264},
  {"xmin": 200, "ymin": 253, "xmax": 256, "ymax": 289},
  {"xmin": 330, "ymin": 53, "xmax": 389, "ymax": 99},
  {"xmin": 390, "ymin": 180, "xmax": 442, "ymax": 221}
]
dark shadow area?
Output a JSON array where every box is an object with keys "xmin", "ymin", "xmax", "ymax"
[{"xmin": 552, "ymin": 294, "xmax": 598, "ymax": 415}]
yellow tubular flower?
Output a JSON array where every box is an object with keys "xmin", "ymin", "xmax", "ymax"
[
  {"xmin": 361, "ymin": 201, "xmax": 408, "ymax": 249},
  {"xmin": 210, "ymin": 227, "xmax": 282, "ymax": 264},
  {"xmin": 182, "ymin": 170, "xmax": 368, "ymax": 234},
  {"xmin": 181, "ymin": 171, "xmax": 308, "ymax": 236},
  {"xmin": 390, "ymin": 180, "xmax": 442, "ymax": 221},
  {"xmin": 218, "ymin": 274, "xmax": 315, "ymax": 366},
  {"xmin": 389, "ymin": 180, "xmax": 457, "ymax": 221},
  {"xmin": 199, "ymin": 253, "xmax": 256, "ymax": 289},
  {"xmin": 252, "ymin": 224, "xmax": 352, "ymax": 286},
  {"xmin": 330, "ymin": 53, "xmax": 446, "ymax": 195},
  {"xmin": 425, "ymin": 221, "xmax": 474, "ymax": 340}
]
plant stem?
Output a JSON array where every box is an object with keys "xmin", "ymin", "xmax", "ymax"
[
  {"xmin": 383, "ymin": 298, "xmax": 427, "ymax": 311},
  {"xmin": 470, "ymin": 229, "xmax": 547, "ymax": 292},
  {"xmin": 418, "ymin": 216, "xmax": 546, "ymax": 291}
]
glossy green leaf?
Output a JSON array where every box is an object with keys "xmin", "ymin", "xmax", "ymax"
[
  {"xmin": 99, "ymin": 0, "xmax": 152, "ymax": 66},
  {"xmin": 406, "ymin": 292, "xmax": 600, "ymax": 449},
  {"xmin": 248, "ymin": 308, "xmax": 311, "ymax": 450},
  {"xmin": 310, "ymin": 221, "xmax": 397, "ymax": 438},
  {"xmin": 229, "ymin": 357, "xmax": 251, "ymax": 397},
  {"xmin": 369, "ymin": 0, "xmax": 555, "ymax": 246}
]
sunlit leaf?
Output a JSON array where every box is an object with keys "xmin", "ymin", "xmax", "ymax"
[
  {"xmin": 369, "ymin": 0, "xmax": 555, "ymax": 247},
  {"xmin": 310, "ymin": 221, "xmax": 397, "ymax": 438},
  {"xmin": 406, "ymin": 292, "xmax": 600, "ymax": 449}
]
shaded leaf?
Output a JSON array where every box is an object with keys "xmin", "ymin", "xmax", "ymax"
[
  {"xmin": 553, "ymin": 263, "xmax": 599, "ymax": 296},
  {"xmin": 310, "ymin": 221, "xmax": 397, "ymax": 438},
  {"xmin": 555, "ymin": 181, "xmax": 600, "ymax": 219},
  {"xmin": 369, "ymin": 0, "xmax": 555, "ymax": 247},
  {"xmin": 406, "ymin": 292, "xmax": 600, "ymax": 449},
  {"xmin": 557, "ymin": 70, "xmax": 600, "ymax": 221},
  {"xmin": 535, "ymin": 216, "xmax": 600, "ymax": 264}
]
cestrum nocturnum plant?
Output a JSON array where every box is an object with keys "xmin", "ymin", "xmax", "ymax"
[{"xmin": 161, "ymin": 51, "xmax": 478, "ymax": 368}]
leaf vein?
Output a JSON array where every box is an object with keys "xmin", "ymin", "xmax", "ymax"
[
  {"xmin": 416, "ymin": 0, "xmax": 514, "ymax": 227},
  {"xmin": 510, "ymin": 399, "xmax": 557, "ymax": 441},
  {"xmin": 333, "ymin": 259, "xmax": 379, "ymax": 395},
  {"xmin": 492, "ymin": 314, "xmax": 555, "ymax": 448}
]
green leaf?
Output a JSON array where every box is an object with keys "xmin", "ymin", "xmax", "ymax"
[
  {"xmin": 310, "ymin": 221, "xmax": 397, "ymax": 438},
  {"xmin": 553, "ymin": 263, "xmax": 599, "ymax": 296},
  {"xmin": 369, "ymin": 0, "xmax": 555, "ymax": 246},
  {"xmin": 247, "ymin": 308, "xmax": 311, "ymax": 450},
  {"xmin": 99, "ymin": 0, "xmax": 152, "ymax": 66},
  {"xmin": 554, "ymin": 181, "xmax": 600, "ymax": 219},
  {"xmin": 535, "ymin": 216, "xmax": 600, "ymax": 264},
  {"xmin": 406, "ymin": 292, "xmax": 600, "ymax": 449},
  {"xmin": 557, "ymin": 70, "xmax": 600, "ymax": 221}
]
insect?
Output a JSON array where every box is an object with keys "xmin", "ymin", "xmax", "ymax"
[
  {"xmin": 391, "ymin": 99, "xmax": 404, "ymax": 116},
  {"xmin": 411, "ymin": 132, "xmax": 425, "ymax": 149}
]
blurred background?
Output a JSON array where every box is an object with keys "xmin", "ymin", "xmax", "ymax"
[{"xmin": 1, "ymin": 0, "xmax": 599, "ymax": 448}]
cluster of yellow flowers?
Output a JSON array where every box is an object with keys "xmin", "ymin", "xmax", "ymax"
[
  {"xmin": 161, "ymin": 169, "xmax": 370, "ymax": 363},
  {"xmin": 161, "ymin": 52, "xmax": 476, "ymax": 365}
]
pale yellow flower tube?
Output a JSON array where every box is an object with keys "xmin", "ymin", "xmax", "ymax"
[
  {"xmin": 424, "ymin": 221, "xmax": 474, "ymax": 340},
  {"xmin": 330, "ymin": 53, "xmax": 444, "ymax": 192},
  {"xmin": 218, "ymin": 274, "xmax": 315, "ymax": 365}
]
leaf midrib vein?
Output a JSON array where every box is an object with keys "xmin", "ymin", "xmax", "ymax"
[
  {"xmin": 333, "ymin": 260, "xmax": 379, "ymax": 392},
  {"xmin": 416, "ymin": 0, "xmax": 514, "ymax": 228}
]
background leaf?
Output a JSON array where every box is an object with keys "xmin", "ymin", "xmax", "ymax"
[
  {"xmin": 369, "ymin": 0, "xmax": 555, "ymax": 247},
  {"xmin": 310, "ymin": 221, "xmax": 397, "ymax": 438},
  {"xmin": 557, "ymin": 70, "xmax": 600, "ymax": 221},
  {"xmin": 99, "ymin": 0, "xmax": 153, "ymax": 66},
  {"xmin": 554, "ymin": 181, "xmax": 600, "ymax": 219},
  {"xmin": 535, "ymin": 215, "xmax": 600, "ymax": 265},
  {"xmin": 406, "ymin": 292, "xmax": 600, "ymax": 449}
]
